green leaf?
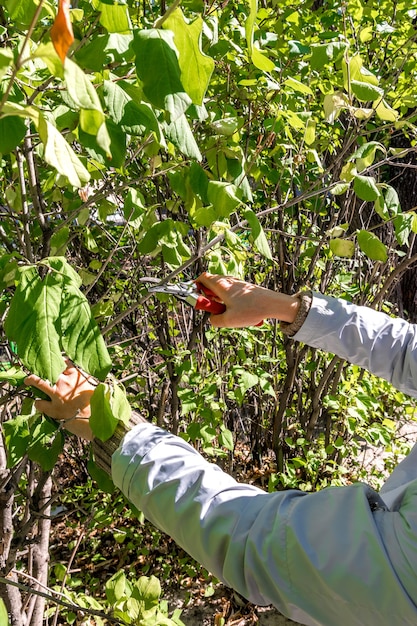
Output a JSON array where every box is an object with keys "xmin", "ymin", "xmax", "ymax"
[
  {"xmin": 351, "ymin": 141, "xmax": 385, "ymax": 171},
  {"xmin": 251, "ymin": 46, "xmax": 276, "ymax": 72},
  {"xmin": 37, "ymin": 115, "xmax": 90, "ymax": 187},
  {"xmin": 357, "ymin": 230, "xmax": 388, "ymax": 262},
  {"xmin": 219, "ymin": 427, "xmax": 234, "ymax": 451},
  {"xmin": 3, "ymin": 414, "xmax": 31, "ymax": 467},
  {"xmin": 162, "ymin": 8, "xmax": 214, "ymax": 106},
  {"xmin": 329, "ymin": 238, "xmax": 355, "ymax": 258},
  {"xmin": 0, "ymin": 47, "xmax": 13, "ymax": 80},
  {"xmin": 343, "ymin": 54, "xmax": 379, "ymax": 89},
  {"xmin": 245, "ymin": 0, "xmax": 275, "ymax": 72},
  {"xmin": 0, "ymin": 598, "xmax": 9, "ymax": 626},
  {"xmin": 4, "ymin": 0, "xmax": 43, "ymax": 29},
  {"xmin": 4, "ymin": 258, "xmax": 111, "ymax": 382},
  {"xmin": 80, "ymin": 118, "xmax": 125, "ymax": 168},
  {"xmin": 323, "ymin": 92, "xmax": 349, "ymax": 124},
  {"xmin": 59, "ymin": 284, "xmax": 112, "ymax": 381},
  {"xmin": 234, "ymin": 368, "xmax": 259, "ymax": 394},
  {"xmin": 350, "ymin": 80, "xmax": 384, "ymax": 102},
  {"xmin": 133, "ymin": 576, "xmax": 161, "ymax": 606},
  {"xmin": 111, "ymin": 382, "xmax": 131, "ymax": 425},
  {"xmin": 310, "ymin": 41, "xmax": 348, "ymax": 70},
  {"xmin": 132, "ymin": 29, "xmax": 192, "ymax": 122},
  {"xmin": 0, "ymin": 253, "xmax": 20, "ymax": 290},
  {"xmin": 63, "ymin": 59, "xmax": 104, "ymax": 113},
  {"xmin": 103, "ymin": 80, "xmax": 161, "ymax": 138},
  {"xmin": 0, "ymin": 366, "xmax": 27, "ymax": 386},
  {"xmin": 353, "ymin": 174, "xmax": 380, "ymax": 201},
  {"xmin": 165, "ymin": 113, "xmax": 202, "ymax": 160},
  {"xmin": 0, "ymin": 116, "xmax": 27, "ymax": 153},
  {"xmin": 374, "ymin": 185, "xmax": 400, "ymax": 220},
  {"xmin": 106, "ymin": 571, "xmax": 130, "ymax": 604},
  {"xmin": 374, "ymin": 99, "xmax": 399, "ymax": 122},
  {"xmin": 393, "ymin": 214, "xmax": 414, "ymax": 246},
  {"xmin": 284, "ymin": 77, "xmax": 313, "ymax": 96},
  {"xmin": 207, "ymin": 181, "xmax": 242, "ymax": 217},
  {"xmin": 90, "ymin": 383, "xmax": 119, "ymax": 442},
  {"xmin": 4, "ymin": 266, "xmax": 67, "ymax": 382},
  {"xmin": 27, "ymin": 417, "xmax": 65, "ymax": 471},
  {"xmin": 243, "ymin": 209, "xmax": 272, "ymax": 259},
  {"xmin": 331, "ymin": 182, "xmax": 350, "ymax": 196},
  {"xmin": 288, "ymin": 40, "xmax": 311, "ymax": 56},
  {"xmin": 88, "ymin": 459, "xmax": 115, "ymax": 493},
  {"xmin": 99, "ymin": 2, "xmax": 132, "ymax": 33}
]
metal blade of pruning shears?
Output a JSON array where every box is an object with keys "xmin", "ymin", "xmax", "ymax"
[{"xmin": 147, "ymin": 280, "xmax": 226, "ymax": 315}]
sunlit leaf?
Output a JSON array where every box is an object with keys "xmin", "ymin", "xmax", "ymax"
[
  {"xmin": 163, "ymin": 8, "xmax": 214, "ymax": 106},
  {"xmin": 353, "ymin": 174, "xmax": 380, "ymax": 201},
  {"xmin": 329, "ymin": 238, "xmax": 355, "ymax": 258},
  {"xmin": 351, "ymin": 80, "xmax": 384, "ymax": 102},
  {"xmin": 90, "ymin": 383, "xmax": 119, "ymax": 441},
  {"xmin": 357, "ymin": 230, "xmax": 388, "ymax": 262},
  {"xmin": 244, "ymin": 208, "xmax": 272, "ymax": 259},
  {"xmin": 132, "ymin": 29, "xmax": 192, "ymax": 122}
]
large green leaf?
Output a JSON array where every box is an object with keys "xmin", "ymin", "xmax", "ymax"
[
  {"xmin": 351, "ymin": 80, "xmax": 384, "ymax": 102},
  {"xmin": 310, "ymin": 41, "xmax": 349, "ymax": 70},
  {"xmin": 357, "ymin": 230, "xmax": 388, "ymax": 262},
  {"xmin": 63, "ymin": 59, "xmax": 111, "ymax": 153},
  {"xmin": 99, "ymin": 2, "xmax": 132, "ymax": 33},
  {"xmin": 60, "ymin": 284, "xmax": 112, "ymax": 381},
  {"xmin": 163, "ymin": 8, "xmax": 214, "ymax": 106},
  {"xmin": 207, "ymin": 181, "xmax": 242, "ymax": 217},
  {"xmin": 3, "ymin": 413, "xmax": 31, "ymax": 468},
  {"xmin": 103, "ymin": 79, "xmax": 161, "ymax": 138},
  {"xmin": 4, "ymin": 266, "xmax": 67, "ymax": 382},
  {"xmin": 0, "ymin": 47, "xmax": 13, "ymax": 81},
  {"xmin": 38, "ymin": 116, "xmax": 91, "ymax": 187},
  {"xmin": 4, "ymin": 258, "xmax": 111, "ymax": 382},
  {"xmin": 329, "ymin": 238, "xmax": 355, "ymax": 258},
  {"xmin": 353, "ymin": 174, "xmax": 380, "ymax": 201},
  {"xmin": 132, "ymin": 29, "xmax": 192, "ymax": 121},
  {"xmin": 0, "ymin": 598, "xmax": 9, "ymax": 626}
]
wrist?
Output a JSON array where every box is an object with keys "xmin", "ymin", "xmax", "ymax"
[
  {"xmin": 280, "ymin": 291, "xmax": 312, "ymax": 336},
  {"xmin": 92, "ymin": 411, "xmax": 147, "ymax": 476}
]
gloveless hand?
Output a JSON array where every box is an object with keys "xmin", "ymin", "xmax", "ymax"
[
  {"xmin": 24, "ymin": 360, "xmax": 96, "ymax": 441},
  {"xmin": 196, "ymin": 272, "xmax": 300, "ymax": 328}
]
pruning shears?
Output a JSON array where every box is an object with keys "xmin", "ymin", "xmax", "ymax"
[{"xmin": 147, "ymin": 280, "xmax": 226, "ymax": 315}]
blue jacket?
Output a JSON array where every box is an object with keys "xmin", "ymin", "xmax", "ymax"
[{"xmin": 112, "ymin": 293, "xmax": 417, "ymax": 625}]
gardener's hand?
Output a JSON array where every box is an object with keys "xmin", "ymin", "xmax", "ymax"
[
  {"xmin": 25, "ymin": 360, "xmax": 96, "ymax": 441},
  {"xmin": 196, "ymin": 272, "xmax": 300, "ymax": 328}
]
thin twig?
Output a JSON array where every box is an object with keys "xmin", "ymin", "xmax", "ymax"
[{"xmin": 0, "ymin": 573, "xmax": 122, "ymax": 624}]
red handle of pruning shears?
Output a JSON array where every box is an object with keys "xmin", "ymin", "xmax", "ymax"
[{"xmin": 194, "ymin": 284, "xmax": 226, "ymax": 315}]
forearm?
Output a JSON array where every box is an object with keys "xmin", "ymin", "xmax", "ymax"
[
  {"xmin": 111, "ymin": 423, "xmax": 290, "ymax": 607},
  {"xmin": 109, "ymin": 423, "xmax": 417, "ymax": 625}
]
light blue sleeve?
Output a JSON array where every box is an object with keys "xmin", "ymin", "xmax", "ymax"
[
  {"xmin": 112, "ymin": 424, "xmax": 417, "ymax": 626},
  {"xmin": 111, "ymin": 295, "xmax": 417, "ymax": 625},
  {"xmin": 294, "ymin": 293, "xmax": 417, "ymax": 397}
]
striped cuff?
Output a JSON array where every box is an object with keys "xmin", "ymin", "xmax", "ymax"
[
  {"xmin": 92, "ymin": 411, "xmax": 146, "ymax": 476},
  {"xmin": 280, "ymin": 291, "xmax": 312, "ymax": 336}
]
